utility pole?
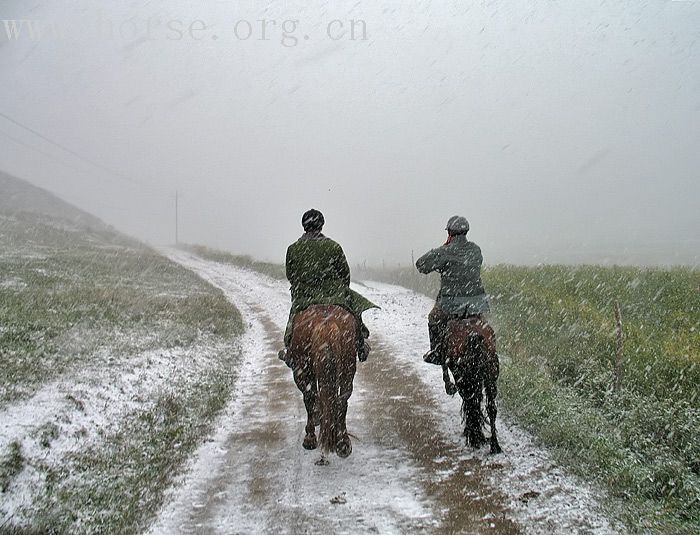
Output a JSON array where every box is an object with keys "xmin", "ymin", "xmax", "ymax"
[
  {"xmin": 411, "ymin": 249, "xmax": 416, "ymax": 283},
  {"xmin": 175, "ymin": 190, "xmax": 179, "ymax": 245}
]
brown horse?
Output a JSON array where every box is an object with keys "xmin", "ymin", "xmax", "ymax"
[
  {"xmin": 288, "ymin": 305, "xmax": 357, "ymax": 463},
  {"xmin": 444, "ymin": 316, "xmax": 502, "ymax": 454}
]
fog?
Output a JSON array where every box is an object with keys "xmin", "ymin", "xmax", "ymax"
[{"xmin": 1, "ymin": 0, "xmax": 698, "ymax": 266}]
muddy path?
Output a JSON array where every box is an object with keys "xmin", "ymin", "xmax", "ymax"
[
  {"xmin": 360, "ymin": 339, "xmax": 517, "ymax": 534},
  {"xmin": 151, "ymin": 250, "xmax": 619, "ymax": 534}
]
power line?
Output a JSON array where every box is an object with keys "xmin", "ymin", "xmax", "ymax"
[
  {"xmin": 0, "ymin": 128, "xmax": 165, "ymax": 200},
  {"xmin": 0, "ymin": 110, "xmax": 137, "ymax": 185},
  {"xmin": 0, "ymin": 131, "xmax": 167, "ymax": 214},
  {"xmin": 0, "ymin": 130, "xmax": 87, "ymax": 175}
]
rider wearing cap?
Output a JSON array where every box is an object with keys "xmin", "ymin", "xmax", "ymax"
[
  {"xmin": 280, "ymin": 209, "xmax": 376, "ymax": 365},
  {"xmin": 416, "ymin": 216, "xmax": 490, "ymax": 366}
]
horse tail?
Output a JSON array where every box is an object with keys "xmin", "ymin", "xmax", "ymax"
[
  {"xmin": 314, "ymin": 322, "xmax": 339, "ymax": 456},
  {"xmin": 459, "ymin": 329, "xmax": 487, "ymax": 445}
]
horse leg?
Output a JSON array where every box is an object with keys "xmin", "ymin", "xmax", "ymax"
[
  {"xmin": 315, "ymin": 346, "xmax": 338, "ymax": 461},
  {"xmin": 469, "ymin": 385, "xmax": 487, "ymax": 448},
  {"xmin": 302, "ymin": 387, "xmax": 318, "ymax": 450},
  {"xmin": 462, "ymin": 345, "xmax": 487, "ymax": 449},
  {"xmin": 442, "ymin": 364, "xmax": 457, "ymax": 396},
  {"xmin": 293, "ymin": 363, "xmax": 318, "ymax": 450},
  {"xmin": 336, "ymin": 361, "xmax": 355, "ymax": 459},
  {"xmin": 458, "ymin": 376, "xmax": 485, "ymax": 449},
  {"xmin": 335, "ymin": 390, "xmax": 352, "ymax": 458},
  {"xmin": 485, "ymin": 354, "xmax": 502, "ymax": 454}
]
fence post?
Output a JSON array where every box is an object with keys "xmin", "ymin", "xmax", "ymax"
[{"xmin": 613, "ymin": 301, "xmax": 624, "ymax": 392}]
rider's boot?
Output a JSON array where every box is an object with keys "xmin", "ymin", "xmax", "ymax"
[
  {"xmin": 278, "ymin": 348, "xmax": 292, "ymax": 367},
  {"xmin": 358, "ymin": 340, "xmax": 371, "ymax": 362},
  {"xmin": 357, "ymin": 321, "xmax": 370, "ymax": 362},
  {"xmin": 423, "ymin": 342, "xmax": 446, "ymax": 365},
  {"xmin": 423, "ymin": 348, "xmax": 444, "ymax": 365},
  {"xmin": 424, "ymin": 313, "xmax": 446, "ymax": 365},
  {"xmin": 280, "ymin": 311, "xmax": 295, "ymax": 367}
]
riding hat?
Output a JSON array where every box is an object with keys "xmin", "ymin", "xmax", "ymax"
[
  {"xmin": 302, "ymin": 209, "xmax": 325, "ymax": 232},
  {"xmin": 445, "ymin": 215, "xmax": 469, "ymax": 235}
]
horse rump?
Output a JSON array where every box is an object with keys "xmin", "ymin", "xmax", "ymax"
[{"xmin": 291, "ymin": 305, "xmax": 357, "ymax": 462}]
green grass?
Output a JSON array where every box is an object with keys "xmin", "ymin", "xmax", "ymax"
[{"xmin": 0, "ymin": 216, "xmax": 239, "ymax": 405}]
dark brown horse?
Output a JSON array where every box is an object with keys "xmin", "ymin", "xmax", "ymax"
[
  {"xmin": 288, "ymin": 305, "xmax": 357, "ymax": 463},
  {"xmin": 443, "ymin": 316, "xmax": 502, "ymax": 454}
]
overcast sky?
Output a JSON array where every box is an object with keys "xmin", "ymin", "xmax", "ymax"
[{"xmin": 1, "ymin": 0, "xmax": 698, "ymax": 266}]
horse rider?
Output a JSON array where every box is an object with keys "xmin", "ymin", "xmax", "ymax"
[
  {"xmin": 279, "ymin": 209, "xmax": 377, "ymax": 366},
  {"xmin": 416, "ymin": 216, "xmax": 492, "ymax": 367}
]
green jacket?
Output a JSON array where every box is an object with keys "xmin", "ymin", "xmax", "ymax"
[
  {"xmin": 416, "ymin": 235, "xmax": 490, "ymax": 315},
  {"xmin": 286, "ymin": 231, "xmax": 377, "ymax": 316}
]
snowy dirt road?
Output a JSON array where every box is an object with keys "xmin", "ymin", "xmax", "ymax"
[{"xmin": 152, "ymin": 251, "xmax": 620, "ymax": 534}]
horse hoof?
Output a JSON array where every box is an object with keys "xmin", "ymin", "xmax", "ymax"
[
  {"xmin": 490, "ymin": 442, "xmax": 503, "ymax": 455},
  {"xmin": 444, "ymin": 382, "xmax": 457, "ymax": 396},
  {"xmin": 303, "ymin": 434, "xmax": 317, "ymax": 450},
  {"xmin": 467, "ymin": 433, "xmax": 487, "ymax": 449},
  {"xmin": 336, "ymin": 437, "xmax": 352, "ymax": 458},
  {"xmin": 315, "ymin": 456, "xmax": 330, "ymax": 466}
]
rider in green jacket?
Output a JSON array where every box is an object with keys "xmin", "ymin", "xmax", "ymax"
[
  {"xmin": 416, "ymin": 216, "xmax": 490, "ymax": 365},
  {"xmin": 280, "ymin": 209, "xmax": 376, "ymax": 365}
]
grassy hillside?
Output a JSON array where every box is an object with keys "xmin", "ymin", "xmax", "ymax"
[
  {"xmin": 188, "ymin": 243, "xmax": 699, "ymax": 533},
  {"xmin": 0, "ymin": 174, "xmax": 243, "ymax": 532}
]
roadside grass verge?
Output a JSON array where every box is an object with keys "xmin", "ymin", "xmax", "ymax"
[
  {"xmin": 179, "ymin": 243, "xmax": 286, "ymax": 280},
  {"xmin": 191, "ymin": 244, "xmax": 699, "ymax": 533},
  {"xmin": 1, "ymin": 215, "xmax": 238, "ymax": 405},
  {"xmin": 28, "ymin": 364, "xmax": 236, "ymax": 533},
  {"xmin": 1, "ymin": 209, "xmax": 243, "ymax": 532}
]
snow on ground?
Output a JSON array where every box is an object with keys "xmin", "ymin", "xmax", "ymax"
[
  {"xmin": 0, "ymin": 333, "xmax": 230, "ymax": 522},
  {"xmin": 152, "ymin": 250, "xmax": 436, "ymax": 534},
  {"xmin": 154, "ymin": 250, "xmax": 622, "ymax": 534}
]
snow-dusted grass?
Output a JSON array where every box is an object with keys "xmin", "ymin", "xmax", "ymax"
[
  {"xmin": 0, "ymin": 243, "xmax": 238, "ymax": 404},
  {"xmin": 358, "ymin": 263, "xmax": 700, "ymax": 534},
  {"xmin": 27, "ymin": 366, "xmax": 237, "ymax": 533},
  {"xmin": 0, "ymin": 213, "xmax": 243, "ymax": 532}
]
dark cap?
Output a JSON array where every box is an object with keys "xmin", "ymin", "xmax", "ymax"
[{"xmin": 302, "ymin": 209, "xmax": 325, "ymax": 232}]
